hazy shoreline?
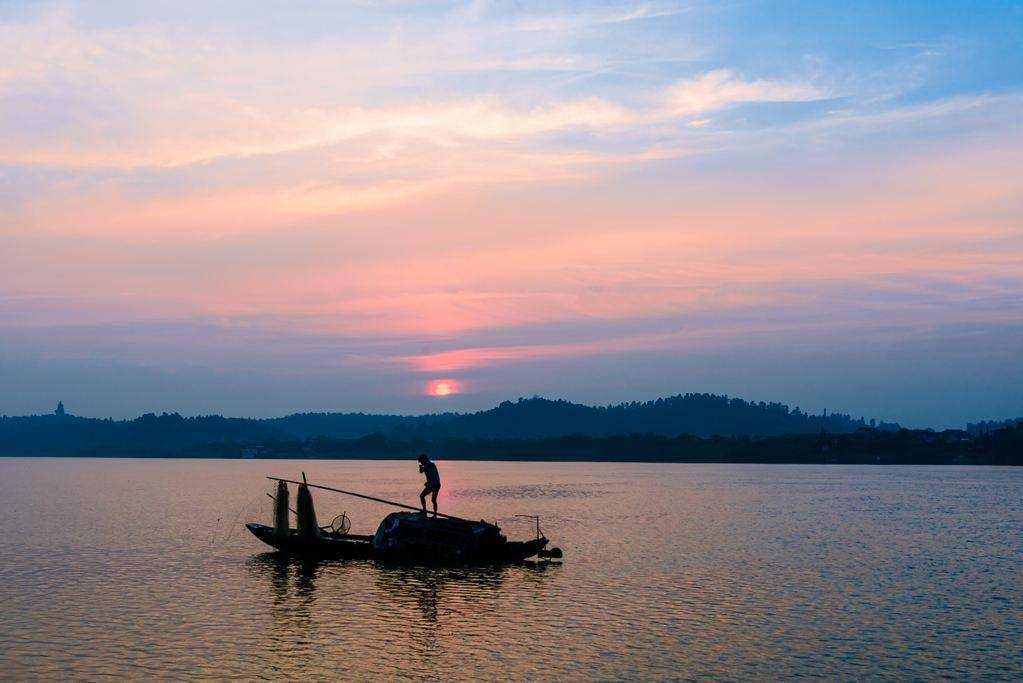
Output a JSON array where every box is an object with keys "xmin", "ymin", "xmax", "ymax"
[{"xmin": 5, "ymin": 396, "xmax": 1020, "ymax": 465}]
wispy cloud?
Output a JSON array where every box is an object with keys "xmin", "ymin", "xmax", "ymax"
[
  {"xmin": 0, "ymin": 96, "xmax": 634, "ymax": 169},
  {"xmin": 664, "ymin": 68, "xmax": 828, "ymax": 116},
  {"xmin": 0, "ymin": 5, "xmax": 805, "ymax": 175}
]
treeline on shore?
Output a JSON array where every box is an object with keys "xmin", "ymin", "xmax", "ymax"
[
  {"xmin": 0, "ymin": 394, "xmax": 896, "ymax": 457},
  {"xmin": 25, "ymin": 423, "xmax": 1023, "ymax": 465},
  {"xmin": 3, "ymin": 393, "xmax": 1019, "ymax": 464}
]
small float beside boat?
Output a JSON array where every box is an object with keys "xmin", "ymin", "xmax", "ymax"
[{"xmin": 245, "ymin": 475, "xmax": 563, "ymax": 564}]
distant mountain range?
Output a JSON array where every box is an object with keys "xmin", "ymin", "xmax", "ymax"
[
  {"xmin": 2, "ymin": 393, "xmax": 905, "ymax": 457},
  {"xmin": 266, "ymin": 394, "xmax": 898, "ymax": 441}
]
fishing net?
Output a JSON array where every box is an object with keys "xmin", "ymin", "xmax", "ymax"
[
  {"xmin": 296, "ymin": 483, "xmax": 319, "ymax": 538},
  {"xmin": 272, "ymin": 480, "xmax": 290, "ymax": 538},
  {"xmin": 329, "ymin": 512, "xmax": 351, "ymax": 534}
]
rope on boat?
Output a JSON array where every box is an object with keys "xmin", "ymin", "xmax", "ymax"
[
  {"xmin": 210, "ymin": 489, "xmax": 266, "ymax": 546},
  {"xmin": 266, "ymin": 476, "xmax": 473, "ymax": 523}
]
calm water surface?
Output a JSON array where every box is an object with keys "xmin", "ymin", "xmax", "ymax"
[{"xmin": 1, "ymin": 459, "xmax": 1021, "ymax": 681}]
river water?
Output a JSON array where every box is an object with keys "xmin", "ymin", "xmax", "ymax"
[{"xmin": 1, "ymin": 459, "xmax": 1021, "ymax": 681}]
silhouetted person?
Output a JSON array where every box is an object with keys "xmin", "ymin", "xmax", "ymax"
[{"xmin": 418, "ymin": 453, "xmax": 441, "ymax": 516}]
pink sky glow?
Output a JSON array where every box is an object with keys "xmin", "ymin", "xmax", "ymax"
[{"xmin": 1, "ymin": 2, "xmax": 1021, "ymax": 427}]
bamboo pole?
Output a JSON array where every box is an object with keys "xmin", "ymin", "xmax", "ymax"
[
  {"xmin": 266, "ymin": 492, "xmax": 297, "ymax": 515},
  {"xmin": 265, "ymin": 476, "xmax": 471, "ymax": 523}
]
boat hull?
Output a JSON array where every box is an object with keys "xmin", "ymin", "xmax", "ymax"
[
  {"xmin": 245, "ymin": 522, "xmax": 549, "ymax": 564},
  {"xmin": 246, "ymin": 523, "xmax": 375, "ymax": 559}
]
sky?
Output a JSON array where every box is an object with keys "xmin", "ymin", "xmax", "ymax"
[{"xmin": 1, "ymin": 1, "xmax": 1021, "ymax": 428}]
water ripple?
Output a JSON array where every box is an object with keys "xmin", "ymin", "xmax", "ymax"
[{"xmin": 1, "ymin": 460, "xmax": 1021, "ymax": 680}]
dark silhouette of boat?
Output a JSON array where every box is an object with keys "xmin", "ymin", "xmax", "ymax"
[{"xmin": 246, "ymin": 476, "xmax": 562, "ymax": 564}]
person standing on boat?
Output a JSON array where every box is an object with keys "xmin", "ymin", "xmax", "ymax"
[{"xmin": 418, "ymin": 453, "xmax": 441, "ymax": 517}]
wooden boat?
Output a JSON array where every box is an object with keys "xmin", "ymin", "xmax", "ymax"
[
  {"xmin": 245, "ymin": 522, "xmax": 376, "ymax": 559},
  {"xmin": 245, "ymin": 476, "xmax": 562, "ymax": 564}
]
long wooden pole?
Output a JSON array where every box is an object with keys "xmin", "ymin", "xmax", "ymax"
[
  {"xmin": 266, "ymin": 492, "xmax": 297, "ymax": 515},
  {"xmin": 266, "ymin": 476, "xmax": 470, "ymax": 523}
]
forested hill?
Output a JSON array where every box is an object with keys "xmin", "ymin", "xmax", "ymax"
[
  {"xmin": 387, "ymin": 395, "xmax": 891, "ymax": 440},
  {"xmin": 264, "ymin": 394, "xmax": 884, "ymax": 441},
  {"xmin": 0, "ymin": 393, "xmax": 899, "ymax": 456},
  {"xmin": 263, "ymin": 411, "xmax": 458, "ymax": 439}
]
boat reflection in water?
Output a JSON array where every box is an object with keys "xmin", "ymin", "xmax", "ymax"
[
  {"xmin": 248, "ymin": 552, "xmax": 323, "ymax": 606},
  {"xmin": 246, "ymin": 552, "xmax": 330, "ymax": 657},
  {"xmin": 246, "ymin": 552, "xmax": 560, "ymax": 677},
  {"xmin": 374, "ymin": 562, "xmax": 558, "ymax": 661}
]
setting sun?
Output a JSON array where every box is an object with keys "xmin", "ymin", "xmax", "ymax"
[{"xmin": 427, "ymin": 379, "xmax": 460, "ymax": 397}]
